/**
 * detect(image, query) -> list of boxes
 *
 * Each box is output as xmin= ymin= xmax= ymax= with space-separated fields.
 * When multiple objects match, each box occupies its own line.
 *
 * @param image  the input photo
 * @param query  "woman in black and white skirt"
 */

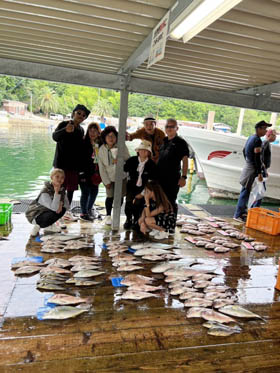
xmin=138 ymin=180 xmax=175 ymax=240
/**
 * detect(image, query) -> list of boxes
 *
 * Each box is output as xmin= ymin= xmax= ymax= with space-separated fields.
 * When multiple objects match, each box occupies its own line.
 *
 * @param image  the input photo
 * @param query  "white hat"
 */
xmin=135 ymin=140 xmax=152 ymax=154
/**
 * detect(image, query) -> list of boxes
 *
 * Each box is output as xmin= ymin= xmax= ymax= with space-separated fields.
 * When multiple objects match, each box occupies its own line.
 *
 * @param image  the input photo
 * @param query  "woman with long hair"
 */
xmin=138 ymin=180 xmax=176 ymax=240
xmin=79 ymin=122 xmax=102 ymax=221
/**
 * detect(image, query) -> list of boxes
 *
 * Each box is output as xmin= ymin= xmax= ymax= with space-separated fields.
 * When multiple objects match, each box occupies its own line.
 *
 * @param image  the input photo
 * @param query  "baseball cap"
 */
xmin=255 ymin=120 xmax=272 ymax=129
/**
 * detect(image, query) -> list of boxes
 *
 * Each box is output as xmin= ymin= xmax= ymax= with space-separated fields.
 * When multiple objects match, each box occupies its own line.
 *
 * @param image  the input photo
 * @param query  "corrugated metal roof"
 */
xmin=0 ymin=0 xmax=280 ymax=98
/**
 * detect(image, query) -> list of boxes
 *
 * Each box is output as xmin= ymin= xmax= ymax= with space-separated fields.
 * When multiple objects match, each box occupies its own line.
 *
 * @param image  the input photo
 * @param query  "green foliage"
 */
xmin=0 ymin=75 xmax=279 ymax=135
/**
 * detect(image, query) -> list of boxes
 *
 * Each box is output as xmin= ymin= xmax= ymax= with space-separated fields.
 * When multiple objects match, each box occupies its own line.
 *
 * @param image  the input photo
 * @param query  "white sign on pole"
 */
xmin=147 ymin=11 xmax=170 ymax=69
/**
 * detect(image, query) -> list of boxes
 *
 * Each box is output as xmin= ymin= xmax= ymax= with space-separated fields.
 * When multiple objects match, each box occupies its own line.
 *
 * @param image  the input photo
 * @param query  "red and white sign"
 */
xmin=147 ymin=11 xmax=170 ymax=68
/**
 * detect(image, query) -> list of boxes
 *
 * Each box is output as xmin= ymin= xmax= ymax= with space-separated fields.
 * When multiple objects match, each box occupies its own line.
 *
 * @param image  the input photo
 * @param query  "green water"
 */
xmin=0 ymin=125 xmax=266 ymax=207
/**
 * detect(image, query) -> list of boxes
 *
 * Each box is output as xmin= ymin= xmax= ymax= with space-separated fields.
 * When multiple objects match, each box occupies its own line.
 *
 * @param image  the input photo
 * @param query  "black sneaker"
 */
xmin=123 ymin=219 xmax=133 ymax=229
xmin=80 ymin=214 xmax=93 ymax=222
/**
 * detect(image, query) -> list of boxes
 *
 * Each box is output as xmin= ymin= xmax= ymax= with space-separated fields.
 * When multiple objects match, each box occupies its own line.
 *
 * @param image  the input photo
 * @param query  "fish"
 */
xmin=218 ymin=305 xmax=263 ymax=319
xmin=184 ymin=298 xmax=212 ymax=308
xmin=193 ymin=280 xmax=212 ymax=289
xmin=213 ymin=299 xmax=236 ymax=308
xmin=251 ymin=241 xmax=266 ymax=247
xmin=41 ymin=247 xmax=65 ymax=254
xmin=134 ymin=248 xmax=171 ymax=257
xmin=74 ymin=270 xmax=105 ymax=278
xmin=122 ymin=274 xmax=154 ymax=283
xmin=184 ymin=236 xmax=197 ymax=244
xmin=164 ymin=268 xmax=199 ymax=277
xmin=47 ymin=294 xmax=89 ymax=306
xmin=69 ymin=255 xmax=99 ymax=262
xmin=214 ymin=246 xmax=230 ymax=253
xmin=186 ymin=307 xmax=205 ymax=318
xmin=36 ymin=282 xmax=65 ymax=291
xmin=195 ymin=241 xmax=208 ymax=247
xmin=214 ymin=239 xmax=230 ymax=245
xmin=164 ymin=275 xmax=190 ymax=283
xmin=117 ymin=265 xmax=143 ymax=272
xmin=64 ymin=244 xmax=90 ymax=250
xmin=204 ymin=285 xmax=230 ymax=293
xmin=121 ymin=290 xmax=157 ymax=300
xmin=40 ymin=266 xmax=72 ymax=275
xmin=151 ymin=263 xmax=176 ymax=273
xmin=128 ymin=284 xmax=163 ymax=292
xmin=71 ymin=265 xmax=100 ymax=272
xmin=179 ymin=291 xmax=202 ymax=300
xmin=41 ymin=305 xmax=87 ymax=320
xmin=69 ymin=279 xmax=101 ymax=286
xmin=112 ymin=261 xmax=141 ymax=267
xmin=204 ymin=322 xmax=241 ymax=336
xmin=201 ymin=309 xmax=236 ymax=324
xmin=222 ymin=242 xmax=240 ymax=249
xmin=204 ymin=243 xmax=216 ymax=250
xmin=44 ymin=258 xmax=72 ymax=268
xmin=254 ymin=245 xmax=267 ymax=251
xmin=170 ymin=283 xmax=193 ymax=295
xmin=11 ymin=261 xmax=45 ymax=270
xmin=141 ymin=255 xmax=165 ymax=261
xmin=192 ymin=273 xmax=215 ymax=281
xmin=14 ymin=266 xmax=42 ymax=275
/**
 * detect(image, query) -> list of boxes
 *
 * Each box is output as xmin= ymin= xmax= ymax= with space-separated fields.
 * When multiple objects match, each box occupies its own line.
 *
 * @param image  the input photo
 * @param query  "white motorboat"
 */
xmin=179 ymin=127 xmax=280 ymax=201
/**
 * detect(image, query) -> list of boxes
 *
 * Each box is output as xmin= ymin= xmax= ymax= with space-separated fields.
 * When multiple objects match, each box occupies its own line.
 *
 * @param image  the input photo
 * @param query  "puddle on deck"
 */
xmin=1 ymin=213 xmax=280 ymax=372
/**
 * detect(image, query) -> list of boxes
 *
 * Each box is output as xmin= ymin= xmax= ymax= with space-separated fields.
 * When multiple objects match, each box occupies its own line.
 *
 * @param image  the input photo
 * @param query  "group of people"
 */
xmin=26 ymin=104 xmax=189 ymax=240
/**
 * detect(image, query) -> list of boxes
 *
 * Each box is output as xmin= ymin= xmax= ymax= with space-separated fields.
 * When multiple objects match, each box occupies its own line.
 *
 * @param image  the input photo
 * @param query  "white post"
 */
xmin=112 ymin=88 xmax=128 ymax=230
xmin=236 ymin=108 xmax=245 ymax=136
xmin=270 ymin=112 xmax=277 ymax=128
xmin=207 ymin=111 xmax=215 ymax=130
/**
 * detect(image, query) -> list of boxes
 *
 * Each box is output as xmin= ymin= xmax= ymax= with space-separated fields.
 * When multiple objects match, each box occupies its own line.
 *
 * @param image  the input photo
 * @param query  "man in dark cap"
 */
xmin=233 ymin=120 xmax=272 ymax=222
xmin=127 ymin=116 xmax=165 ymax=163
xmin=53 ymin=104 xmax=90 ymax=221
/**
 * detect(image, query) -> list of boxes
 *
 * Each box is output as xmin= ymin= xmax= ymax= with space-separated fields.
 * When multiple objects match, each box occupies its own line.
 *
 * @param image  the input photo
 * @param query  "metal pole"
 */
xmin=236 ymin=108 xmax=245 ymax=136
xmin=112 ymin=88 xmax=129 ymax=230
xmin=270 ymin=112 xmax=278 ymax=128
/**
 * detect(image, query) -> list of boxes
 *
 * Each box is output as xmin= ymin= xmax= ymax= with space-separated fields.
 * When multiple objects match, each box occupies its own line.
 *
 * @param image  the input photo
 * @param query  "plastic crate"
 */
xmin=246 ymin=207 xmax=280 ymax=235
xmin=0 ymin=203 xmax=13 ymax=225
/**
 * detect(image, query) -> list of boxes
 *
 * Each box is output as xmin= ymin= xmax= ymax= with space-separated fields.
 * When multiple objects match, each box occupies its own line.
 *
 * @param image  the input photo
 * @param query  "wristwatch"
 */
xmin=181 ymin=175 xmax=187 ymax=179
xmin=144 ymin=204 xmax=150 ymax=208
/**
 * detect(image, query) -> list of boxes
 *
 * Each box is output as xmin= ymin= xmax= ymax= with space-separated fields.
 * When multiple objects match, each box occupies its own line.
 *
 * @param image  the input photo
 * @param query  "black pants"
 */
xmin=159 ymin=180 xmax=179 ymax=216
xmin=35 ymin=208 xmax=66 ymax=228
xmin=125 ymin=190 xmax=145 ymax=223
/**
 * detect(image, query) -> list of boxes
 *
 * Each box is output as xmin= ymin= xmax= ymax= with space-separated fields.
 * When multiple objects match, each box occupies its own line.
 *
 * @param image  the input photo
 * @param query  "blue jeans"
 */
xmin=80 ymin=182 xmax=99 ymax=215
xmin=234 ymin=186 xmax=250 ymax=218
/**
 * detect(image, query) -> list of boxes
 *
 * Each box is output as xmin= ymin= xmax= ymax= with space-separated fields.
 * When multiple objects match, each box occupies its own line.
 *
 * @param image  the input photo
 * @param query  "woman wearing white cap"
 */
xmin=123 ymin=140 xmax=157 ymax=229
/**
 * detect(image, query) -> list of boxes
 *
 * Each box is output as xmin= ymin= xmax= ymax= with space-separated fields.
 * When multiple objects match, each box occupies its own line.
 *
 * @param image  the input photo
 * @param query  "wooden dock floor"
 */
xmin=0 ymin=211 xmax=280 ymax=372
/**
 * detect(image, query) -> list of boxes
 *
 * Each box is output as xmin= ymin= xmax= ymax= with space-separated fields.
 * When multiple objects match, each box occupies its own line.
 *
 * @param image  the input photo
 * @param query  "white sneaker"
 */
xmin=104 ymin=216 xmax=112 ymax=225
xmin=64 ymin=211 xmax=78 ymax=222
xmin=154 ymin=231 xmax=168 ymax=240
xmin=149 ymin=229 xmax=158 ymax=237
xmin=30 ymin=224 xmax=40 ymax=237
xmin=44 ymin=224 xmax=62 ymax=234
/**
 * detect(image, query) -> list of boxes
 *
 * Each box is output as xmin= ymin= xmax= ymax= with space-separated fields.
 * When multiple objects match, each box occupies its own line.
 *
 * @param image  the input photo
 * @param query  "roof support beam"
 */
xmin=238 ymin=82 xmax=280 ymax=96
xmin=1 ymin=58 xmax=280 ymax=112
xmin=119 ymin=0 xmax=196 ymax=73
xmin=0 ymin=58 xmax=124 ymax=90
xmin=128 ymin=77 xmax=280 ymax=113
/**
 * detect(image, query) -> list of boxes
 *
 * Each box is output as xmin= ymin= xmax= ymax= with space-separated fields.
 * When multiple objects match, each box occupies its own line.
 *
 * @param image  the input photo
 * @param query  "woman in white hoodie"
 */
xmin=98 ymin=126 xmax=130 ymax=225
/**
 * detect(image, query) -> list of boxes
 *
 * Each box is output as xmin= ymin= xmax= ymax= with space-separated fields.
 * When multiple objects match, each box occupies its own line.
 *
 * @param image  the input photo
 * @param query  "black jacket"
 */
xmin=80 ymin=137 xmax=102 ymax=180
xmin=124 ymin=156 xmax=157 ymax=193
xmin=52 ymin=121 xmax=84 ymax=171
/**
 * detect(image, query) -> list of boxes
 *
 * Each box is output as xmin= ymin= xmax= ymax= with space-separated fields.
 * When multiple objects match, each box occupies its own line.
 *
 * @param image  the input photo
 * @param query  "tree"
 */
xmin=37 ymin=87 xmax=59 ymax=117
xmin=92 ymin=97 xmax=113 ymax=122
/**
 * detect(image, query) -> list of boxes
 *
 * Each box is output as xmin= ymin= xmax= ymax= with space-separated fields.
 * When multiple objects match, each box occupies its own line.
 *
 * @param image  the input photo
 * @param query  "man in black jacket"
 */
xmin=52 ymin=104 xmax=90 ymax=221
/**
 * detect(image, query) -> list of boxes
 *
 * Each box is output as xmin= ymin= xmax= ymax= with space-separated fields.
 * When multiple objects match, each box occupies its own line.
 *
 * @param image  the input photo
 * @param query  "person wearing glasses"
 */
xmin=52 ymin=104 xmax=90 ymax=222
xmin=156 ymin=118 xmax=189 ymax=229
xmin=127 ymin=116 xmax=165 ymax=163
xmin=233 ymin=120 xmax=272 ymax=222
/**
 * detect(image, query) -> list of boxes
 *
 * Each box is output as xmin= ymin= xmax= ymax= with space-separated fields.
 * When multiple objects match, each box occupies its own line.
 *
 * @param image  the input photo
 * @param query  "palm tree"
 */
xmin=92 ymin=97 xmax=113 ymax=122
xmin=38 ymin=87 xmax=59 ymax=117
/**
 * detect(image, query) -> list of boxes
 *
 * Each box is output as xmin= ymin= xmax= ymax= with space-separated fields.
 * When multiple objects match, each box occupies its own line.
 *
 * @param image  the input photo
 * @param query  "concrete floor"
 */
xmin=0 ymin=208 xmax=280 ymax=372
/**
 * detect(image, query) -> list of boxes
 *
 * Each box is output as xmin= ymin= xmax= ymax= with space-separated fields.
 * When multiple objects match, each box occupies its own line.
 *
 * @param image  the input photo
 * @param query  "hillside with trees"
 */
xmin=0 ymin=75 xmax=277 ymax=136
